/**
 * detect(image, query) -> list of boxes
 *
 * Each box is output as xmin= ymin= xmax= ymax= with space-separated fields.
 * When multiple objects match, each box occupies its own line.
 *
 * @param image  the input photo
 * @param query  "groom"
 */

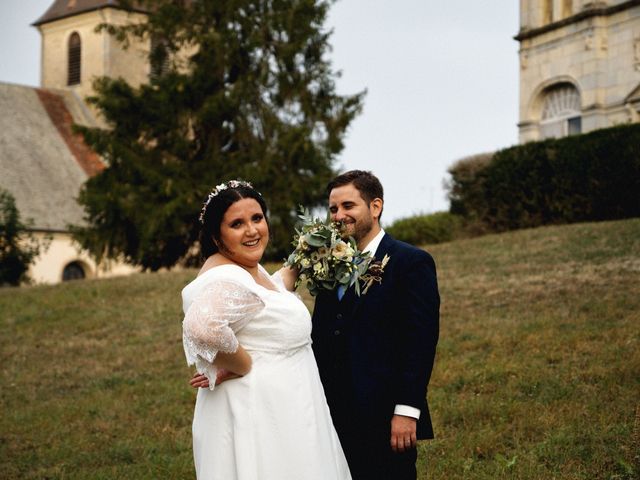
xmin=312 ymin=170 xmax=440 ymax=480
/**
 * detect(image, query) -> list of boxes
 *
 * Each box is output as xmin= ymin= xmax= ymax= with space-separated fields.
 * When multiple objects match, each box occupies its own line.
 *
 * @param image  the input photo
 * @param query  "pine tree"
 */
xmin=74 ymin=0 xmax=364 ymax=270
xmin=0 ymin=190 xmax=42 ymax=286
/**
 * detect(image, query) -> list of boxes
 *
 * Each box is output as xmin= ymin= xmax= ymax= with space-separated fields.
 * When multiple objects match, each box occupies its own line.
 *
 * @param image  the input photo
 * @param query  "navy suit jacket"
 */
xmin=311 ymin=233 xmax=440 ymax=440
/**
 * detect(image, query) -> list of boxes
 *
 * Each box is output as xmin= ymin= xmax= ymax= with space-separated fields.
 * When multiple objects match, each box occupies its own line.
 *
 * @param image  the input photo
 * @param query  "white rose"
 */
xmin=332 ymin=241 xmax=348 ymax=259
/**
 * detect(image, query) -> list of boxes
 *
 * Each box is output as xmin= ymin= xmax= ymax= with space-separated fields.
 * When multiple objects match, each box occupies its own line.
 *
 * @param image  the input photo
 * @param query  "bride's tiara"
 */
xmin=199 ymin=180 xmax=254 ymax=224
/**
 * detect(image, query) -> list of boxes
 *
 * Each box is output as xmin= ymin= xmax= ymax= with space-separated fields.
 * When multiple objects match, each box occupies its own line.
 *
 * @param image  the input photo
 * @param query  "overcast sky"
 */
xmin=0 ymin=0 xmax=520 ymax=223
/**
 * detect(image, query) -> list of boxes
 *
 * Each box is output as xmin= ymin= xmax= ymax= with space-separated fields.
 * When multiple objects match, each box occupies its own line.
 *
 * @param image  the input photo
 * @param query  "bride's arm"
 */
xmin=190 ymin=368 xmax=241 ymax=389
xmin=188 ymin=345 xmax=251 ymax=390
xmin=183 ymin=279 xmax=263 ymax=389
xmin=214 ymin=345 xmax=252 ymax=375
xmin=189 ymin=348 xmax=250 ymax=389
xmin=274 ymin=265 xmax=298 ymax=291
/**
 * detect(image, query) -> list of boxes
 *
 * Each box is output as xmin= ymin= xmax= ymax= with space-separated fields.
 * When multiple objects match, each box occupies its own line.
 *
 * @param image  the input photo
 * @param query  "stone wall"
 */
xmin=518 ymin=0 xmax=640 ymax=141
xmin=27 ymin=232 xmax=138 ymax=284
xmin=37 ymin=8 xmax=150 ymax=104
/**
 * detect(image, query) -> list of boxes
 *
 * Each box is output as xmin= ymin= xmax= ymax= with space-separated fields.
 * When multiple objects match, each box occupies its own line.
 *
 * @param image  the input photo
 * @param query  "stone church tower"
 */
xmin=0 ymin=0 xmax=154 ymax=284
xmin=516 ymin=0 xmax=640 ymax=142
xmin=33 ymin=0 xmax=152 ymax=102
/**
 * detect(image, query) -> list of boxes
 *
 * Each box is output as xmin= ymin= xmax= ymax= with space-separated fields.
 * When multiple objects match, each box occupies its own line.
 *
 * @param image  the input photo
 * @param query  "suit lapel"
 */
xmin=349 ymin=233 xmax=393 ymax=317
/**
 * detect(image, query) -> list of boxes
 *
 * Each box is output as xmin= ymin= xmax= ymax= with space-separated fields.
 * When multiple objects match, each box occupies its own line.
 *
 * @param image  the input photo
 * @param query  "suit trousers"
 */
xmin=341 ymin=429 xmax=417 ymax=480
xmin=333 ymin=412 xmax=418 ymax=480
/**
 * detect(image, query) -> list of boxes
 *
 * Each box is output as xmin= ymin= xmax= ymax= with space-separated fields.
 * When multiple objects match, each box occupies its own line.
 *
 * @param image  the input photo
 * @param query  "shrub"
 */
xmin=386 ymin=211 xmax=463 ymax=246
xmin=445 ymin=152 xmax=494 ymax=235
xmin=0 ymin=189 xmax=42 ymax=286
xmin=446 ymin=152 xmax=494 ymax=217
xmin=446 ymin=123 xmax=640 ymax=232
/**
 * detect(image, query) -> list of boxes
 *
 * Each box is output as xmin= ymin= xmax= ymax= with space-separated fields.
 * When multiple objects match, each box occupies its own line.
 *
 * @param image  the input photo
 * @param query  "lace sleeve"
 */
xmin=182 ymin=279 xmax=264 ymax=390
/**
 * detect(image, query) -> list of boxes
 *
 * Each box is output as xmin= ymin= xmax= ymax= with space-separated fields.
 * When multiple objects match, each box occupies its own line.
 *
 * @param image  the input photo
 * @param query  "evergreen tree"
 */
xmin=74 ymin=0 xmax=364 ymax=270
xmin=0 ymin=190 xmax=42 ymax=286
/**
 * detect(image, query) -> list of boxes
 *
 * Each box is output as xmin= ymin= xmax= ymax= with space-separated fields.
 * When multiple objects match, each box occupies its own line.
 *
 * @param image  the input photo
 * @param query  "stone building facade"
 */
xmin=33 ymin=0 xmax=152 ymax=116
xmin=0 ymin=81 xmax=138 ymax=284
xmin=0 ymin=1 xmax=155 ymax=284
xmin=517 ymin=0 xmax=640 ymax=142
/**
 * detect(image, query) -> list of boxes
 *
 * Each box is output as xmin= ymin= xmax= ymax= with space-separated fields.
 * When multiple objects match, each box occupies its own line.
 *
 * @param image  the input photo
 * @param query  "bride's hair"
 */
xmin=199 ymin=183 xmax=268 ymax=258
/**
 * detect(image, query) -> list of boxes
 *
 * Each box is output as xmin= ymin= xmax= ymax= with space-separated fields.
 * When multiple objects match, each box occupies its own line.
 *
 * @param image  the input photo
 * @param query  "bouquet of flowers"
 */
xmin=285 ymin=209 xmax=373 ymax=297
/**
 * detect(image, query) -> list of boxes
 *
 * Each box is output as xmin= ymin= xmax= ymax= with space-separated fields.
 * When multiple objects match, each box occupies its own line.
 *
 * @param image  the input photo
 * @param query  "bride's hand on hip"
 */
xmin=215 ymin=368 xmax=241 ymax=385
xmin=190 ymin=372 xmax=210 ymax=389
xmin=189 ymin=369 xmax=243 ymax=389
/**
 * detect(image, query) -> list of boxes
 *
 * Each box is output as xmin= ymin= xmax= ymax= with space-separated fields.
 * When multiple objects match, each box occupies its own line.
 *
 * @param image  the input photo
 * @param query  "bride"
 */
xmin=182 ymin=180 xmax=351 ymax=479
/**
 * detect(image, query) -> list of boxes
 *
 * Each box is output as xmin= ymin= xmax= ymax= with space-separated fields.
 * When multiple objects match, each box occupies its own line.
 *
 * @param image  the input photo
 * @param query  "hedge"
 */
xmin=447 ymin=123 xmax=640 ymax=232
xmin=385 ymin=211 xmax=463 ymax=246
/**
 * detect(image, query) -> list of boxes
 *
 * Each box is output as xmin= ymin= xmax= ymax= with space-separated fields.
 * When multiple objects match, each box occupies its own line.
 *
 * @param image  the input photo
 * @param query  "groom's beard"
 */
xmin=341 ymin=214 xmax=374 ymax=246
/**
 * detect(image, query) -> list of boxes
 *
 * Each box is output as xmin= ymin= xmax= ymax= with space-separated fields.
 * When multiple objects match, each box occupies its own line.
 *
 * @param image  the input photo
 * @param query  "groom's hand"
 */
xmin=390 ymin=415 xmax=417 ymax=453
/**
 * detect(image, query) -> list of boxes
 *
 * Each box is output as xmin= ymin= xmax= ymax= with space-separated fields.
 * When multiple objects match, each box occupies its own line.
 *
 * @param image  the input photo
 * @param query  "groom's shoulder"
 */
xmin=384 ymin=234 xmax=435 ymax=265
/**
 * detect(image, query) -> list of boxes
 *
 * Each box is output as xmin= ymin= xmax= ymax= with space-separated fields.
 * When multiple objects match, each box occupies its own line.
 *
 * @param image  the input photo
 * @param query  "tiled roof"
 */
xmin=36 ymin=89 xmax=104 ymax=177
xmin=33 ymin=0 xmax=148 ymax=27
xmin=0 ymin=82 xmax=104 ymax=231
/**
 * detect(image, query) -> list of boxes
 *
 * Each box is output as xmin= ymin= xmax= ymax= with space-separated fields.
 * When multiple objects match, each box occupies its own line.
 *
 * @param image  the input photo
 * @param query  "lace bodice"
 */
xmin=182 ymin=264 xmax=311 ymax=390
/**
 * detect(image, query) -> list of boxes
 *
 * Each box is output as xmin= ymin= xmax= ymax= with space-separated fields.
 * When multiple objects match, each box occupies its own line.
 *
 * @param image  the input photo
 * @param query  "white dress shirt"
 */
xmin=361 ymin=229 xmax=421 ymax=420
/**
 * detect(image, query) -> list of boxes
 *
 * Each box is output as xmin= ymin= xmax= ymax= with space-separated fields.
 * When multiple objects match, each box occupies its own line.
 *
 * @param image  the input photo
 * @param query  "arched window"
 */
xmin=62 ymin=261 xmax=85 ymax=281
xmin=540 ymin=83 xmax=582 ymax=139
xmin=67 ymin=32 xmax=81 ymax=86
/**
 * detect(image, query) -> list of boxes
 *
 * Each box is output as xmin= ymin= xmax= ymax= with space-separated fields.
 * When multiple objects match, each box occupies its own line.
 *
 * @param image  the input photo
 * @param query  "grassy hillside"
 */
xmin=1 ymin=219 xmax=638 ymax=479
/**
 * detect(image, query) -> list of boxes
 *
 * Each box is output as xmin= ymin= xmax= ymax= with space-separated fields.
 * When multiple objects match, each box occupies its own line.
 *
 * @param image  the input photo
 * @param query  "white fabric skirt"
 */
xmin=192 ymin=344 xmax=351 ymax=480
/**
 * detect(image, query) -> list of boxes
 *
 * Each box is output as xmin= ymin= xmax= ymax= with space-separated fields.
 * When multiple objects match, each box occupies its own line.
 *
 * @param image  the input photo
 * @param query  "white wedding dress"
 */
xmin=182 ymin=264 xmax=351 ymax=480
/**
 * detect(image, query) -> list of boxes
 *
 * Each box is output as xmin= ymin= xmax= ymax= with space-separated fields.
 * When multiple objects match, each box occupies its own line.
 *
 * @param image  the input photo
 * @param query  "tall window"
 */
xmin=543 ymin=0 xmax=553 ymax=24
xmin=67 ymin=32 xmax=81 ymax=86
xmin=150 ymin=35 xmax=170 ymax=80
xmin=540 ymin=84 xmax=582 ymax=139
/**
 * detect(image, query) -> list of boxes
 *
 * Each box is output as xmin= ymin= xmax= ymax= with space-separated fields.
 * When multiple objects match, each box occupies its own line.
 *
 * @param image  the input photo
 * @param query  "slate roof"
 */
xmin=33 ymin=0 xmax=148 ymax=27
xmin=0 ymin=82 xmax=104 ymax=231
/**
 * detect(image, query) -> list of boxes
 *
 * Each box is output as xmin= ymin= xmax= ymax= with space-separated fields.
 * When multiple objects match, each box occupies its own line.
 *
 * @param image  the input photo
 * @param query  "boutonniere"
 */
xmin=360 ymin=254 xmax=390 ymax=295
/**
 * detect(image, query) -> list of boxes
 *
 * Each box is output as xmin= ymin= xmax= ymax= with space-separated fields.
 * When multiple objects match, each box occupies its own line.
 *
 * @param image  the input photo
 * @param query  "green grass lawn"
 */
xmin=1 ymin=219 xmax=639 ymax=479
